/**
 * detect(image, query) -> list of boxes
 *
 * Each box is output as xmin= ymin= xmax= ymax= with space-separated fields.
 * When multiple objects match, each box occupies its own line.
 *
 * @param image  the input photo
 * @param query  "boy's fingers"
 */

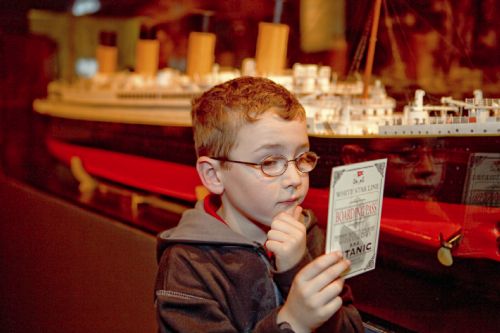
xmin=265 ymin=240 xmax=279 ymax=253
xmin=314 ymin=278 xmax=345 ymax=306
xmin=297 ymin=257 xmax=349 ymax=298
xmin=266 ymin=229 xmax=289 ymax=242
xmin=293 ymin=205 xmax=303 ymax=220
xmin=271 ymin=215 xmax=306 ymax=234
xmin=297 ymin=252 xmax=345 ymax=282
xmin=320 ymin=295 xmax=344 ymax=318
xmin=307 ymin=259 xmax=349 ymax=293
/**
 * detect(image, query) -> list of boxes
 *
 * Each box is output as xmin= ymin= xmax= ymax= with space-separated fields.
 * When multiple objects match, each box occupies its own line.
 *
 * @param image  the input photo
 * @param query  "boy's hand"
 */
xmin=265 ymin=206 xmax=306 ymax=272
xmin=277 ymin=252 xmax=350 ymax=333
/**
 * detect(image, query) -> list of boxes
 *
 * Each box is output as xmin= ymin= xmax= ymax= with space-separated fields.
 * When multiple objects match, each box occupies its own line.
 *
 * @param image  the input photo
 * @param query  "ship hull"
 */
xmin=40 ymin=115 xmax=499 ymax=259
xmin=45 ymin=115 xmax=500 ymax=204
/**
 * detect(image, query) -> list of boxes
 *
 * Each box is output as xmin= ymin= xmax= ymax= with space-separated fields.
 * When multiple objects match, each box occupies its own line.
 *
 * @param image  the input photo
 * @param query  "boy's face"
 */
xmin=218 ymin=110 xmax=310 ymax=227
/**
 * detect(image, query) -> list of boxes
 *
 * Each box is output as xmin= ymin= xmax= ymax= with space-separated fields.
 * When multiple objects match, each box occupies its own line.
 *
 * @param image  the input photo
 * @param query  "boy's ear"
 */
xmin=196 ymin=156 xmax=224 ymax=195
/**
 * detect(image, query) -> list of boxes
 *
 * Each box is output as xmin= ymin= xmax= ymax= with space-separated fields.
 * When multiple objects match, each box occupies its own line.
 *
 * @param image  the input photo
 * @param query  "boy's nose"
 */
xmin=282 ymin=161 xmax=303 ymax=187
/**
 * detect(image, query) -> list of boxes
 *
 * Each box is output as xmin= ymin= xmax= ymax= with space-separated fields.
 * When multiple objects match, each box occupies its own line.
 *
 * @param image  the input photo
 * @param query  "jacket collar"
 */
xmin=158 ymin=196 xmax=258 ymax=247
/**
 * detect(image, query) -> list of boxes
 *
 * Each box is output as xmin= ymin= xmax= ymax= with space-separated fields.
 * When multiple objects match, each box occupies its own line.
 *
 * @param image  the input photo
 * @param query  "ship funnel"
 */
xmin=96 ymin=30 xmax=117 ymax=74
xmin=135 ymin=24 xmax=159 ymax=77
xmin=255 ymin=0 xmax=289 ymax=76
xmin=186 ymin=10 xmax=216 ymax=82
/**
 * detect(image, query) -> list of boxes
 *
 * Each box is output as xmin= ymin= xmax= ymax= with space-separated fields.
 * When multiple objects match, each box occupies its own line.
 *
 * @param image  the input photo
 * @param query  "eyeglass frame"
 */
xmin=209 ymin=151 xmax=320 ymax=177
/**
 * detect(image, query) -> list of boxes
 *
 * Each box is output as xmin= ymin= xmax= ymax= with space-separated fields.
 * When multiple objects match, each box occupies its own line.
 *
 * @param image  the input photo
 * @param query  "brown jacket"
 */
xmin=155 ymin=198 xmax=364 ymax=332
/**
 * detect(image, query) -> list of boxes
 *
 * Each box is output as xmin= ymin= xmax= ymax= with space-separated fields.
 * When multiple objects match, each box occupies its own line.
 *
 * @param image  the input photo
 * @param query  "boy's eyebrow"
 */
xmin=252 ymin=143 xmax=310 ymax=153
xmin=253 ymin=144 xmax=282 ymax=152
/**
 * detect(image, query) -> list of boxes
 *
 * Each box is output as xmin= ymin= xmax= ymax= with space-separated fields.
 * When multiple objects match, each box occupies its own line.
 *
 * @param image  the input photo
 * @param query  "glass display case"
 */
xmin=2 ymin=2 xmax=499 ymax=332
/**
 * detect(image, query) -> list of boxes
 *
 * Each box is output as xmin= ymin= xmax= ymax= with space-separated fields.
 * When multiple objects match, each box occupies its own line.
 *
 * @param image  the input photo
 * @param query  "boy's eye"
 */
xmin=261 ymin=156 xmax=286 ymax=175
xmin=261 ymin=156 xmax=283 ymax=167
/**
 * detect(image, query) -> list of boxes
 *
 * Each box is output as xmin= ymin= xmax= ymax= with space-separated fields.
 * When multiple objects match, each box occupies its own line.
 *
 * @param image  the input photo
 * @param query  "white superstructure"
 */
xmin=34 ymin=62 xmax=499 ymax=136
xmin=379 ymin=89 xmax=500 ymax=136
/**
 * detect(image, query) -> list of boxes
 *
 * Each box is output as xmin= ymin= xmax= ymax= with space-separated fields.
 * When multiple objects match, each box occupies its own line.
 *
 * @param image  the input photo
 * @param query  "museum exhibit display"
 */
xmin=1 ymin=0 xmax=499 ymax=332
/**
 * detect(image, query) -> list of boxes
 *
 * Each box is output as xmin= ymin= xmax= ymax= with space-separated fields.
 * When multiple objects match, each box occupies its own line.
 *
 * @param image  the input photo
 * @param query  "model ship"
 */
xmin=33 ymin=1 xmax=499 ymax=280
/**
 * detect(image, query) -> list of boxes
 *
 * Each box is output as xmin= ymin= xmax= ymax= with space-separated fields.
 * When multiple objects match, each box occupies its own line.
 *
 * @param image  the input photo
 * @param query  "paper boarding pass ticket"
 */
xmin=326 ymin=159 xmax=387 ymax=279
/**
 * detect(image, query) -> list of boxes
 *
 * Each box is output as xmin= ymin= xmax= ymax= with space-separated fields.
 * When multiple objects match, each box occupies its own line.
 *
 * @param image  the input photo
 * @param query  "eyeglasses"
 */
xmin=210 ymin=151 xmax=319 ymax=177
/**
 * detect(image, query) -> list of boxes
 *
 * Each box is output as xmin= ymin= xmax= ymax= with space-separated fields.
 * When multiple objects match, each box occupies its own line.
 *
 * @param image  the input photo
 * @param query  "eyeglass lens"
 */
xmin=261 ymin=152 xmax=318 ymax=176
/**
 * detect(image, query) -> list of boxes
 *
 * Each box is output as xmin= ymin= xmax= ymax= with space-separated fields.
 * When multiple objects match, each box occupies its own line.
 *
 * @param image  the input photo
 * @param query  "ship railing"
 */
xmin=443 ymin=97 xmax=500 ymax=110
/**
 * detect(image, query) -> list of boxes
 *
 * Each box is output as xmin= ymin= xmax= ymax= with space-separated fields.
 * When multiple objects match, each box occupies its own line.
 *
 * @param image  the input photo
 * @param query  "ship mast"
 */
xmin=362 ymin=0 xmax=382 ymax=98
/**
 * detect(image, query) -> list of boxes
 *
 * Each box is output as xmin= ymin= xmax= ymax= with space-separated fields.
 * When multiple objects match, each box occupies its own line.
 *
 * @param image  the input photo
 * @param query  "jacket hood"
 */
xmin=156 ymin=200 xmax=258 ymax=261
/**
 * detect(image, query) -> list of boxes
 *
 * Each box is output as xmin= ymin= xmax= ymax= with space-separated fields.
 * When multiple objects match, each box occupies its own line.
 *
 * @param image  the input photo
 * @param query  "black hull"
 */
xmin=47 ymin=117 xmax=500 ymax=206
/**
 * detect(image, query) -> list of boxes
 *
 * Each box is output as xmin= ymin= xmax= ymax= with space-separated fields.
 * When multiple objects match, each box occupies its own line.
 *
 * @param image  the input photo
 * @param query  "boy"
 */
xmin=155 ymin=77 xmax=364 ymax=332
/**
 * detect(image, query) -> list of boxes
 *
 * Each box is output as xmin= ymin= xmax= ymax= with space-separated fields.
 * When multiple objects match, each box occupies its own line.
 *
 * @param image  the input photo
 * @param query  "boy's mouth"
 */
xmin=278 ymin=197 xmax=299 ymax=207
